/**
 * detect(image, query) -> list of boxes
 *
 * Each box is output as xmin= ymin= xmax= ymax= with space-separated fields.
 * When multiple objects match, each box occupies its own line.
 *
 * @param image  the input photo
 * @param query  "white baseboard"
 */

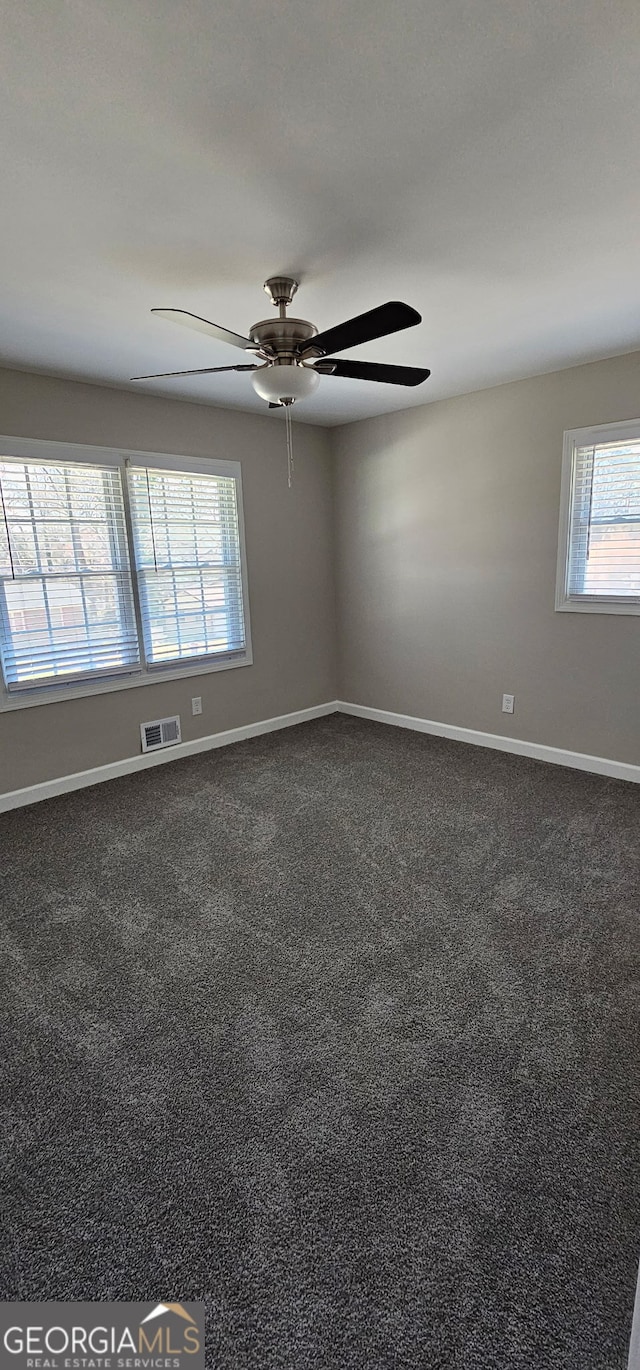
xmin=337 ymin=701 xmax=640 ymax=785
xmin=0 ymin=701 xmax=339 ymax=813
xmin=3 ymin=696 xmax=638 ymax=813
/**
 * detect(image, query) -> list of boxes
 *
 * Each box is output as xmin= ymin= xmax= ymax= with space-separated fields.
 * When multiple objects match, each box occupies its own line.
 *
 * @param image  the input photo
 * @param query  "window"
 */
xmin=556 ymin=421 xmax=640 ymax=614
xmin=128 ymin=459 xmax=246 ymax=667
xmin=0 ymin=439 xmax=251 ymax=706
xmin=0 ymin=456 xmax=139 ymax=693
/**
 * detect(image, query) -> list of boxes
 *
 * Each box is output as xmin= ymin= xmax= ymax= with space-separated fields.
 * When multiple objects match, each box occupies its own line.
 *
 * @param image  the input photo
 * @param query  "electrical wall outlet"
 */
xmin=191 ymin=696 xmax=202 ymax=716
xmin=502 ymin=693 xmax=515 ymax=714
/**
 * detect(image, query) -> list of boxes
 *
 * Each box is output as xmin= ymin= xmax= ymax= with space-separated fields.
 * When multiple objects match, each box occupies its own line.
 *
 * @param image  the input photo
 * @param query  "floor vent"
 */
xmin=140 ymin=715 xmax=182 ymax=753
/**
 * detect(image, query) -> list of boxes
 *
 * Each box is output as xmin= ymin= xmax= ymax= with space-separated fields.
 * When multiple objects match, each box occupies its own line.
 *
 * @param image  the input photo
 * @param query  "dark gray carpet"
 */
xmin=1 ymin=714 xmax=638 ymax=1369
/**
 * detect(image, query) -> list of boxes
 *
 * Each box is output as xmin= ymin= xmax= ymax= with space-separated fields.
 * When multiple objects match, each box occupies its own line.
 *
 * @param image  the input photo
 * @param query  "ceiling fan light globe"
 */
xmin=251 ymin=364 xmax=319 ymax=406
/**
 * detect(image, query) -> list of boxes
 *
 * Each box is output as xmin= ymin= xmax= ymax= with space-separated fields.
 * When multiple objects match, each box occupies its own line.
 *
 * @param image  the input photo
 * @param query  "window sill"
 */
xmin=0 ymin=650 xmax=253 ymax=712
xmin=555 ymin=596 xmax=640 ymax=616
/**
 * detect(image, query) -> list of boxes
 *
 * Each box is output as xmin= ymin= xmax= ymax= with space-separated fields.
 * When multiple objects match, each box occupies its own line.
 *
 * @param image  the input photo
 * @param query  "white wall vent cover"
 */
xmin=140 ymin=715 xmax=182 ymax=753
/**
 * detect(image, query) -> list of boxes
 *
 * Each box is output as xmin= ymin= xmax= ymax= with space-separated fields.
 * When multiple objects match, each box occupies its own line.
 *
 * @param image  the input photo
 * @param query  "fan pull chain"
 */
xmin=285 ymin=403 xmax=294 ymax=487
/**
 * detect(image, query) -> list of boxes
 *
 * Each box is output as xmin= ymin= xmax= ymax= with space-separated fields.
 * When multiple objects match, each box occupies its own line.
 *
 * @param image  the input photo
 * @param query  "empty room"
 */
xmin=0 ymin=3 xmax=638 ymax=1367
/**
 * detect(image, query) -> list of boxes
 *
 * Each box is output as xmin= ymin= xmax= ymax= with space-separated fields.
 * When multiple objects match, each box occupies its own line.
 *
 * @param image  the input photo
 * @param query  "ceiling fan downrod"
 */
xmin=263 ymin=276 xmax=299 ymax=320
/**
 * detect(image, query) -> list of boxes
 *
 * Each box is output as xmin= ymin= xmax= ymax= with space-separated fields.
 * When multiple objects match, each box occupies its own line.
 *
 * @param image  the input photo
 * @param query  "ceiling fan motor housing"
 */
xmin=249 ymin=316 xmax=318 ymax=358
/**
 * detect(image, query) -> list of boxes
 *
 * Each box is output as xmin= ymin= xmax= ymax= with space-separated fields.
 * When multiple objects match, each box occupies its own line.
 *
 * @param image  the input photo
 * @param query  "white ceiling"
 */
xmin=2 ymin=1 xmax=640 ymax=427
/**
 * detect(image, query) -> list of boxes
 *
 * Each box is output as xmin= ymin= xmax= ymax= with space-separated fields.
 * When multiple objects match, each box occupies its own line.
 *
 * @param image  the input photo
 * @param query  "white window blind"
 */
xmin=127 ymin=461 xmax=247 ymax=667
xmin=0 ymin=457 xmax=139 ymax=691
xmin=560 ymin=431 xmax=640 ymax=608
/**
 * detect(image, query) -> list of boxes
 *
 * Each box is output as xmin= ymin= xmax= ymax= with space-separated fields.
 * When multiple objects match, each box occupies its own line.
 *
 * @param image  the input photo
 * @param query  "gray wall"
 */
xmin=0 ymin=368 xmax=336 ymax=791
xmin=333 ymin=350 xmax=640 ymax=766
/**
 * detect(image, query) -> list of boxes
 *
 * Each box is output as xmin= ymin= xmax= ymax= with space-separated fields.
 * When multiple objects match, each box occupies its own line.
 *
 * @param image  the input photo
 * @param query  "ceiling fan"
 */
xmin=131 ymin=276 xmax=431 ymax=410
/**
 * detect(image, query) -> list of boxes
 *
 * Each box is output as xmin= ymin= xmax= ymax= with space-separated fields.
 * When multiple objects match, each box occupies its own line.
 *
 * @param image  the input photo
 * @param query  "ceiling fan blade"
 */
xmin=316 ymin=359 xmax=430 ymax=387
xmin=305 ymin=302 xmax=421 ymax=358
xmin=130 ymin=364 xmax=257 ymax=380
xmin=151 ymin=308 xmax=254 ymax=351
xmin=268 ymin=402 xmax=283 ymax=409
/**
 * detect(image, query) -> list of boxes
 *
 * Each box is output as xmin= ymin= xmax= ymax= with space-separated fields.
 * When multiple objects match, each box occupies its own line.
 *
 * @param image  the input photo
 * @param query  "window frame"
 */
xmin=0 ymin=436 xmax=253 ymax=711
xmin=556 ymin=418 xmax=640 ymax=616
